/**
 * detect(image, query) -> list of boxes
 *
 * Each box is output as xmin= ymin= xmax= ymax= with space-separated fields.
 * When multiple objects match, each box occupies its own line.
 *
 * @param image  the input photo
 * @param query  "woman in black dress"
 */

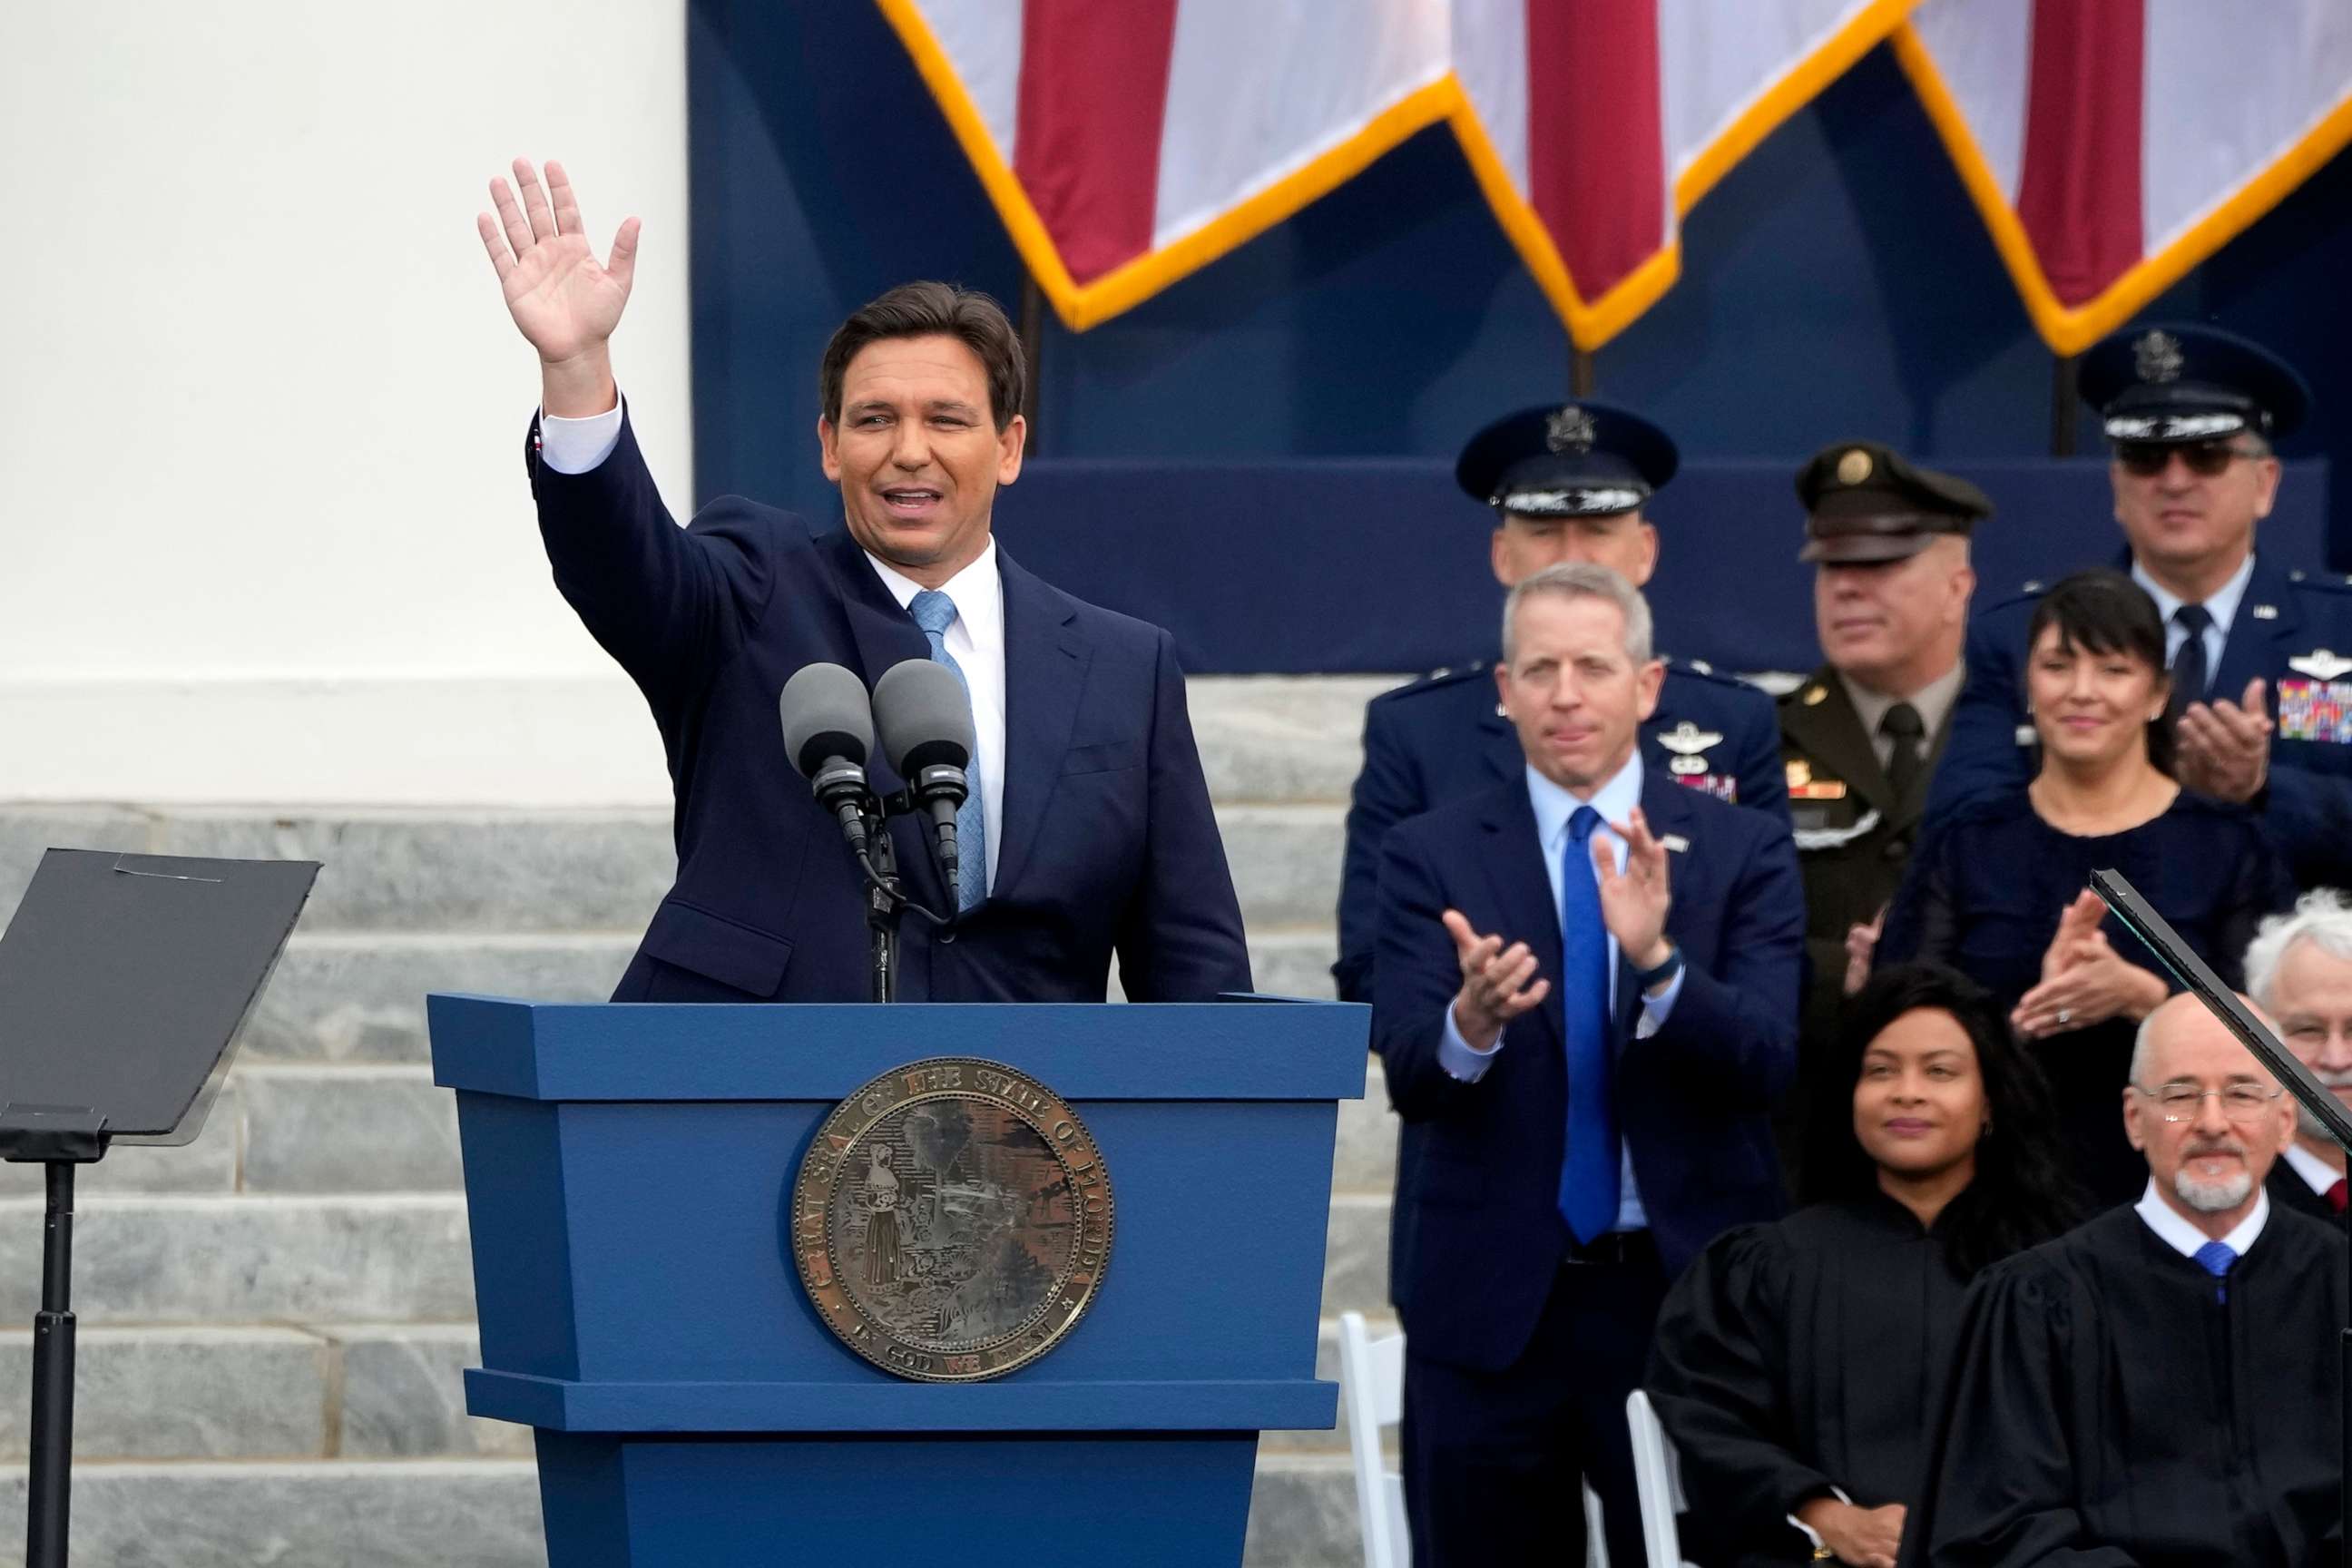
xmin=1645 ymin=965 xmax=2082 ymax=1568
xmin=1877 ymin=570 xmax=2290 ymax=1203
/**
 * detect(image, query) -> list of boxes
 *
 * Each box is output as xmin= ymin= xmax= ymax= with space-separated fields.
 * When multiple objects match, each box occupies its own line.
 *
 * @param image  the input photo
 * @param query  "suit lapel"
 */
xmin=1479 ymin=779 xmax=1564 ymax=1052
xmin=1782 ymin=671 xmax=1898 ymax=819
xmin=995 ymin=549 xmax=1087 ymax=897
xmin=2214 ymin=553 xmax=2301 ymax=709
xmin=820 ymin=528 xmax=930 ymax=703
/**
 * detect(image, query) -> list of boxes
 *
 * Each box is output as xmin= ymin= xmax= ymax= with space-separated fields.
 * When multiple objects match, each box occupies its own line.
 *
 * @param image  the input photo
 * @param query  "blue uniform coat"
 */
xmin=1926 ymin=550 xmax=2352 ymax=890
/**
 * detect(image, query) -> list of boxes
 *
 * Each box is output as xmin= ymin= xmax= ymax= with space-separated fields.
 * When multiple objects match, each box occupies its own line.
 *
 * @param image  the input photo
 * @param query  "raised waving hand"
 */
xmin=476 ymin=159 xmax=638 ymax=414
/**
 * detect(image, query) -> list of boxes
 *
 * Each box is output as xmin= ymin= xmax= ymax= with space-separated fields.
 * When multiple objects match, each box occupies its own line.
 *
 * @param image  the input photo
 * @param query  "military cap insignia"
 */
xmin=1835 ymin=447 xmax=1873 ymax=485
xmin=2289 ymin=649 xmax=2352 ymax=681
xmin=1658 ymin=720 xmax=1724 ymax=776
xmin=2133 ymin=329 xmax=2185 ymax=384
xmin=1544 ymin=404 xmax=1597 ymax=456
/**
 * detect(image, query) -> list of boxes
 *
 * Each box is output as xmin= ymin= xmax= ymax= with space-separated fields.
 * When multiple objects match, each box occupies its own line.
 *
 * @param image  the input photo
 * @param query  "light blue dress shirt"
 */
xmin=2132 ymin=552 xmax=2255 ymax=691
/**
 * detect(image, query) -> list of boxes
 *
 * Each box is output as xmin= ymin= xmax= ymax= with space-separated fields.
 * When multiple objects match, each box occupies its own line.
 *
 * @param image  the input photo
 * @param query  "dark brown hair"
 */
xmin=2024 ymin=568 xmax=2175 ymax=776
xmin=818 ymin=281 xmax=1026 ymax=432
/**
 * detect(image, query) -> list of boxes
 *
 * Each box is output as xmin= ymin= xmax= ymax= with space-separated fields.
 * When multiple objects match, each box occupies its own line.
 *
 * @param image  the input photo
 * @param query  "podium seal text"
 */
xmin=791 ymin=1056 xmax=1114 ymax=1381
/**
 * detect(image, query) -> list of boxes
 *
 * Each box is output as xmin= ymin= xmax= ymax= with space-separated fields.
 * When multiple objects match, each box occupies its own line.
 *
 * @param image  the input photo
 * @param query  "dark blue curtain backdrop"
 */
xmin=685 ymin=3 xmax=2351 ymax=671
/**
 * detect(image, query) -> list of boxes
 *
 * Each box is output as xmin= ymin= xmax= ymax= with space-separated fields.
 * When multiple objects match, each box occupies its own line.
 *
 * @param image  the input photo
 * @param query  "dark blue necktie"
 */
xmin=1558 ymin=806 xmax=1621 ymax=1243
xmin=2168 ymin=603 xmax=2213 ymax=721
xmin=2194 ymin=1239 xmax=2236 ymax=1303
xmin=908 ymin=590 xmax=987 ymax=911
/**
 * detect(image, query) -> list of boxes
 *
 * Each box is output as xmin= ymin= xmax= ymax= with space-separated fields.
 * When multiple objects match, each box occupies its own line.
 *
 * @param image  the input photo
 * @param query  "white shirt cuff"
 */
xmin=1438 ymin=1004 xmax=1503 ymax=1083
xmin=1788 ymin=1487 xmax=1854 ymax=1551
xmin=1634 ymin=966 xmax=1685 ymax=1036
xmin=537 ymin=398 xmax=625 ymax=474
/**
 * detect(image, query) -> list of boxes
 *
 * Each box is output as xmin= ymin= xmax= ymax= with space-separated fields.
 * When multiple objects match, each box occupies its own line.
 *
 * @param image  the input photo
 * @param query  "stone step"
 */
xmin=0 ymin=801 xmax=1344 ymax=942
xmin=0 ymin=1313 xmax=1389 ymax=1464
xmin=0 ymin=1324 xmax=523 ymax=1463
xmin=1 ymin=1054 xmax=1394 ymax=1202
xmin=241 ymin=927 xmax=1338 ymax=1066
xmin=1189 ymin=673 xmax=1396 ymax=807
xmin=0 ymin=1195 xmax=474 ymax=1324
xmin=0 ymin=1184 xmax=1386 ymax=1332
xmin=0 ymin=1452 xmax=1371 ymax=1568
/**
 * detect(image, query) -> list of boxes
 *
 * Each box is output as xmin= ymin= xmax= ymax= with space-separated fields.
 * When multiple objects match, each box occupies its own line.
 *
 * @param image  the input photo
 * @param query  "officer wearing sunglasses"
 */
xmin=1922 ymin=324 xmax=2352 ymax=890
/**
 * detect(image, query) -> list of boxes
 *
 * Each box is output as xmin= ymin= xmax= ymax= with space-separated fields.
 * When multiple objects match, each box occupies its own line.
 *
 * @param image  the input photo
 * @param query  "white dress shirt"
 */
xmin=2281 ymin=1140 xmax=2343 ymax=1198
xmin=2135 ymin=1177 xmax=2270 ymax=1259
xmin=539 ymin=398 xmax=1006 ymax=890
xmin=2132 ymin=551 xmax=2255 ymax=691
xmin=1437 ymin=752 xmax=1685 ymax=1232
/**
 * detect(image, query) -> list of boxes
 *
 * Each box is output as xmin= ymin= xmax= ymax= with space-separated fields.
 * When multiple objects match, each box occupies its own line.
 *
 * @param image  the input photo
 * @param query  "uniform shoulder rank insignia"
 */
xmin=2289 ymin=649 xmax=2352 ymax=681
xmin=1800 ymin=683 xmax=1828 ymax=707
xmin=1658 ymin=720 xmax=1724 ymax=775
xmin=2133 ymin=329 xmax=2183 ymax=383
xmin=2020 ymin=578 xmax=2044 ymax=594
xmin=1785 ymin=759 xmax=1847 ymax=800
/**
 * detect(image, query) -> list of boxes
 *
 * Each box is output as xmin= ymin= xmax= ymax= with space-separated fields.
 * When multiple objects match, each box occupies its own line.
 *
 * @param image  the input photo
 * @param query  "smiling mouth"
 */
xmin=879 ymin=487 xmax=945 ymax=516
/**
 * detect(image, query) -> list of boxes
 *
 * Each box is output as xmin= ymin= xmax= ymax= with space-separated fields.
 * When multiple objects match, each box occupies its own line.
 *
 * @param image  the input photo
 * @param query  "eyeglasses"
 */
xmin=2115 ymin=440 xmax=2251 ymax=478
xmin=2131 ymin=1083 xmax=2285 ymax=1123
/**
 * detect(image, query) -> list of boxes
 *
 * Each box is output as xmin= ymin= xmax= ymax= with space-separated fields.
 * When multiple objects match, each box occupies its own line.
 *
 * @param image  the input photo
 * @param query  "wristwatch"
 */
xmin=1632 ymin=944 xmax=1683 ymax=993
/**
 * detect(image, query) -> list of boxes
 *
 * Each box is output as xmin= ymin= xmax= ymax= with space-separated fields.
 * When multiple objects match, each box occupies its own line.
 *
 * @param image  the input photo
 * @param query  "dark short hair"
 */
xmin=818 ymin=281 xmax=1025 ymax=432
xmin=1801 ymin=963 xmax=2085 ymax=1278
xmin=2024 ymin=568 xmax=2175 ymax=776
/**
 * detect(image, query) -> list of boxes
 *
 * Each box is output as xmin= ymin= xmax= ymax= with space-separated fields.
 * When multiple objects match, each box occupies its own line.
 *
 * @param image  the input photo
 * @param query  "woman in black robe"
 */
xmin=1877 ymin=571 xmax=2291 ymax=1204
xmin=1645 ymin=964 xmax=2085 ymax=1567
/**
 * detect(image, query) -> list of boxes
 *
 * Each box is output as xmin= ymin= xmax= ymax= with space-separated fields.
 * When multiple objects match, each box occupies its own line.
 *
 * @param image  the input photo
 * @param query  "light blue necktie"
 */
xmin=1558 ymin=806 xmax=1621 ymax=1243
xmin=907 ymin=590 xmax=987 ymax=912
xmin=2194 ymin=1239 xmax=2236 ymax=1304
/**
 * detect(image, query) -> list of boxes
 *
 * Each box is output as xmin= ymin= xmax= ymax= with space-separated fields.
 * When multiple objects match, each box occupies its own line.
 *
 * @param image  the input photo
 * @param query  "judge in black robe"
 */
xmin=1906 ymin=993 xmax=2347 ymax=1568
xmin=1649 ymin=965 xmax=2083 ymax=1566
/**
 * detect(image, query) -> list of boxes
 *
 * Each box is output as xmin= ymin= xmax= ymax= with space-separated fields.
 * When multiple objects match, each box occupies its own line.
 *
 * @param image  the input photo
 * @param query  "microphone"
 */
xmin=871 ymin=658 xmax=975 ymax=890
xmin=778 ymin=662 xmax=878 ymax=861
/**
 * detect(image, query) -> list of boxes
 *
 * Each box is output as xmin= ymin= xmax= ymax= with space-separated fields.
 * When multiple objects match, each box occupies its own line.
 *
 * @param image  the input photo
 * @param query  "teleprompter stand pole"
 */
xmin=4 ymin=1106 xmax=110 ymax=1568
xmin=28 ymin=1162 xmax=77 ymax=1568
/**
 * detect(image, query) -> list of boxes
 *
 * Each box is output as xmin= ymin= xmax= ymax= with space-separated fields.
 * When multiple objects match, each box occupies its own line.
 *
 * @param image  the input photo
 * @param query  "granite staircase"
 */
xmin=0 ymin=674 xmax=1406 ymax=1566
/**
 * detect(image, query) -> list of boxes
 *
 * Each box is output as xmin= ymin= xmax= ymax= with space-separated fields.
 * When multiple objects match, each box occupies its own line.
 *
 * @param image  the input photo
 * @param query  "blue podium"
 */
xmin=427 ymin=997 xmax=1368 ymax=1566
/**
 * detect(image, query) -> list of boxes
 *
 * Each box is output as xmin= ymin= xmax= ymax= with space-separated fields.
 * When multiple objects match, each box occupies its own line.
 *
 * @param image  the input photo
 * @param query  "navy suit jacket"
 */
xmin=531 ymin=413 xmax=1252 ymax=1003
xmin=1926 ymin=550 xmax=2352 ymax=890
xmin=1371 ymin=769 xmax=1803 ymax=1372
xmin=1336 ymin=659 xmax=1788 ymax=1003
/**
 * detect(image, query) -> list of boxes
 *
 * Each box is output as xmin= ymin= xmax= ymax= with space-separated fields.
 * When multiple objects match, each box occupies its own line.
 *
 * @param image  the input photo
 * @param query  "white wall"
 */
xmin=0 ymin=1 xmax=691 ymax=805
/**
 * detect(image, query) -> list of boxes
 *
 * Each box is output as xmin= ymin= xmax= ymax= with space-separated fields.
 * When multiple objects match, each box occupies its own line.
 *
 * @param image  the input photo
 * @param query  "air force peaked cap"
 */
xmin=2078 ymin=324 xmax=2310 ymax=444
xmin=1795 ymin=441 xmax=1991 ymax=564
xmin=1455 ymin=402 xmax=1679 ymax=518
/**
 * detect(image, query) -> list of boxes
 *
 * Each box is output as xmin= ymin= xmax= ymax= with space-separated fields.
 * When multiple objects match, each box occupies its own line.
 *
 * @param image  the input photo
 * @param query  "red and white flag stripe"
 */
xmin=880 ymin=0 xmax=1910 ymax=341
xmin=1899 ymin=0 xmax=2352 ymax=354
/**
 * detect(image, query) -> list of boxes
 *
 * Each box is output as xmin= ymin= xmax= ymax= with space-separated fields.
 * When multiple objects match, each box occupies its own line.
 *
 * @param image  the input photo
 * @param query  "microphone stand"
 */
xmin=2091 ymin=869 xmax=2352 ymax=1568
xmin=848 ymin=789 xmax=956 ymax=1005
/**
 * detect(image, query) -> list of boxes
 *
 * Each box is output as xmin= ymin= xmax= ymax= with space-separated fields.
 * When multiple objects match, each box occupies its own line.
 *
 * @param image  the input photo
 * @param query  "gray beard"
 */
xmin=2174 ymin=1166 xmax=2255 ymax=1213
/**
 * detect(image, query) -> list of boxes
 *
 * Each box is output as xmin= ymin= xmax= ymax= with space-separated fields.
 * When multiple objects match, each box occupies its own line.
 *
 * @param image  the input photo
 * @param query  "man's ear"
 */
xmin=818 ymin=416 xmax=841 ymax=483
xmin=1634 ymin=658 xmax=1665 ymax=722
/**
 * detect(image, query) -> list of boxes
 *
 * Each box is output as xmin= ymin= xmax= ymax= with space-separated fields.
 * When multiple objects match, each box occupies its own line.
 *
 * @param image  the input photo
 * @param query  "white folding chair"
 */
xmin=1338 ymin=1311 xmax=1611 ymax=1567
xmin=1625 ymin=1387 xmax=1699 ymax=1568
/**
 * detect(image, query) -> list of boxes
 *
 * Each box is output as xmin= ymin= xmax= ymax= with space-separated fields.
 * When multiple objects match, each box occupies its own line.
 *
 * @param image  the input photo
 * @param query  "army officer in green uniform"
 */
xmin=1777 ymin=442 xmax=1989 ymax=1173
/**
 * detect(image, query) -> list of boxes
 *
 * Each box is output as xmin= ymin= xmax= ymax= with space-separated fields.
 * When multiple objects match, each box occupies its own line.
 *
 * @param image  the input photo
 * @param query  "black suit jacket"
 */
xmin=531 ymin=412 xmax=1251 ymax=1003
xmin=1371 ymin=768 xmax=1805 ymax=1371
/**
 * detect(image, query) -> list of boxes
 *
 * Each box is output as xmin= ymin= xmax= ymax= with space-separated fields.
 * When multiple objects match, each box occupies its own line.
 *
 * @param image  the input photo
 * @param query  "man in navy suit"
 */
xmin=1372 ymin=563 xmax=1803 ymax=1567
xmin=475 ymin=158 xmax=1250 ymax=1003
xmin=1926 ymin=325 xmax=2352 ymax=892
xmin=1334 ymin=402 xmax=1787 ymax=1005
